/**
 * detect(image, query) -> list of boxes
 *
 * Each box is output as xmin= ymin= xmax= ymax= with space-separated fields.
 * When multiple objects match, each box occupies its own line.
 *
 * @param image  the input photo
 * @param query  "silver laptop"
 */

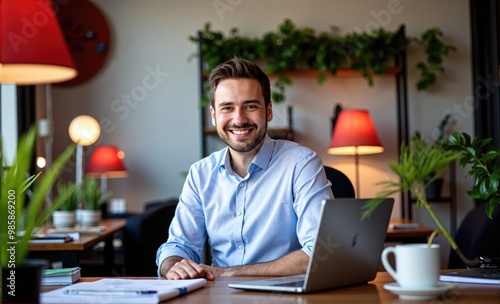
xmin=228 ymin=198 xmax=394 ymax=293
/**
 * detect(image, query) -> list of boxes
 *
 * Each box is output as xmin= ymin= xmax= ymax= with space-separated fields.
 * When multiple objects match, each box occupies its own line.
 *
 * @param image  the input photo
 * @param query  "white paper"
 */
xmin=41 ymin=278 xmax=207 ymax=303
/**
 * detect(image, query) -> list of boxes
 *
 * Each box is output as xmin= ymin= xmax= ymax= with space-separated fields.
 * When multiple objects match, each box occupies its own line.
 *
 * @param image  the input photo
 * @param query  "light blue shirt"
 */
xmin=156 ymin=135 xmax=333 ymax=272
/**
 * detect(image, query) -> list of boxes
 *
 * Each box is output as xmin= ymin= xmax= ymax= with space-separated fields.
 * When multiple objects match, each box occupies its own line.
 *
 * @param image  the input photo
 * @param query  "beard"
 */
xmin=218 ymin=121 xmax=268 ymax=153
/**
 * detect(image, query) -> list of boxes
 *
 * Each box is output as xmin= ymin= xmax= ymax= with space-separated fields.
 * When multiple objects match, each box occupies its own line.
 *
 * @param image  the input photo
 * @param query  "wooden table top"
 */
xmin=66 ymin=271 xmax=499 ymax=303
xmin=29 ymin=219 xmax=126 ymax=252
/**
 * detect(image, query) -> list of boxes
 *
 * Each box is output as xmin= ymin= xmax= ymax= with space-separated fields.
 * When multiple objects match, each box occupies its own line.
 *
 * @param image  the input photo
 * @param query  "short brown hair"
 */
xmin=208 ymin=57 xmax=271 ymax=108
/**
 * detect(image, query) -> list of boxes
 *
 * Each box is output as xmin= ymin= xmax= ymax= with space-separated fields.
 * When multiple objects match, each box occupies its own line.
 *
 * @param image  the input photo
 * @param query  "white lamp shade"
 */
xmin=68 ymin=115 xmax=101 ymax=146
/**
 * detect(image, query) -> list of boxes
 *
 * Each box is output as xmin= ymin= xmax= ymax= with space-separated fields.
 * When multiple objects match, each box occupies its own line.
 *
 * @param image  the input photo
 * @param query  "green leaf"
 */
xmin=486 ymin=197 xmax=500 ymax=218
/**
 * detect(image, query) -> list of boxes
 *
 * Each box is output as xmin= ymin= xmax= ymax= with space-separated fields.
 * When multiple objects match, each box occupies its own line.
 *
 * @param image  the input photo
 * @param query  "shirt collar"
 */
xmin=251 ymin=134 xmax=274 ymax=170
xmin=219 ymin=134 xmax=275 ymax=175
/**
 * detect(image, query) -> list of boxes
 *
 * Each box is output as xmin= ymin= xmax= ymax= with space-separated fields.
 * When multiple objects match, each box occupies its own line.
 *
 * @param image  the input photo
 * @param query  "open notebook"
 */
xmin=41 ymin=278 xmax=207 ymax=304
xmin=228 ymin=198 xmax=394 ymax=293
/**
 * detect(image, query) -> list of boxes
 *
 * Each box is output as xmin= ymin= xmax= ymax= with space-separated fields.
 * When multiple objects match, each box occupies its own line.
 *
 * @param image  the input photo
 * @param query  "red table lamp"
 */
xmin=328 ymin=109 xmax=384 ymax=198
xmin=87 ymin=145 xmax=128 ymax=193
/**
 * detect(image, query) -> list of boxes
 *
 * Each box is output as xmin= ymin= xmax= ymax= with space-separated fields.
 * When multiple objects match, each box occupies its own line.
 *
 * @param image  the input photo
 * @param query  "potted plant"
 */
xmin=52 ymin=182 xmax=82 ymax=228
xmin=362 ymin=131 xmax=500 ymax=268
xmin=1 ymin=126 xmax=75 ymax=303
xmin=80 ymin=178 xmax=111 ymax=227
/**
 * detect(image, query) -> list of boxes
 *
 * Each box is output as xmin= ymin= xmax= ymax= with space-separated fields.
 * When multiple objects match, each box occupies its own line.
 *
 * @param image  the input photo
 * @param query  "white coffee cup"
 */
xmin=381 ymin=244 xmax=440 ymax=288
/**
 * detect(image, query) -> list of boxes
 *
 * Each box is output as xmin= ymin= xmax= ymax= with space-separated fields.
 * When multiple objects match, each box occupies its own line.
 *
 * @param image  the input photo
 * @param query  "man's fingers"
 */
xmin=204 ymin=269 xmax=216 ymax=280
xmin=181 ymin=259 xmax=207 ymax=277
xmin=167 ymin=259 xmax=209 ymax=280
xmin=166 ymin=271 xmax=181 ymax=280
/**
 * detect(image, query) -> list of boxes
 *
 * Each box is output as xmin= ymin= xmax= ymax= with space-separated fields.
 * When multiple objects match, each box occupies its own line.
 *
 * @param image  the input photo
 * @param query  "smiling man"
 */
xmin=156 ymin=57 xmax=333 ymax=280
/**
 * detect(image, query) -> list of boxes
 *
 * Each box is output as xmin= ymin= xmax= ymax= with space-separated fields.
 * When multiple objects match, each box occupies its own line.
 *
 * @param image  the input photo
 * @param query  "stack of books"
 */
xmin=42 ymin=267 xmax=81 ymax=286
xmin=29 ymin=234 xmax=73 ymax=244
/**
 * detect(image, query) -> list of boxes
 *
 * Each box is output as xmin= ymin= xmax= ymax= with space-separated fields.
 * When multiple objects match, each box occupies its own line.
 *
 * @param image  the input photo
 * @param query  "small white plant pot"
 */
xmin=80 ymin=210 xmax=101 ymax=227
xmin=52 ymin=211 xmax=76 ymax=228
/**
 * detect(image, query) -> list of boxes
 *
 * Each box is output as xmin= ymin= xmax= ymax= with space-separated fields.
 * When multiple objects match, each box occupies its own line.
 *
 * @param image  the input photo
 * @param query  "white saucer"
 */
xmin=384 ymin=282 xmax=456 ymax=300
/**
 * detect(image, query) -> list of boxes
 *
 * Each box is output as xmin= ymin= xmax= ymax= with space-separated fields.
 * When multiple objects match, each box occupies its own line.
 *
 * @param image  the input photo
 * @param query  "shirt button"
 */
xmin=237 ymin=244 xmax=243 ymax=250
xmin=239 ymin=183 xmax=245 ymax=188
xmin=236 ymin=211 xmax=242 ymax=216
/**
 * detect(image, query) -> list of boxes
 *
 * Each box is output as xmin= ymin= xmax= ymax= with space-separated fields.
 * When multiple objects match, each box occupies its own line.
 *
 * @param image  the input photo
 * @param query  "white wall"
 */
xmin=50 ymin=0 xmax=474 ymax=251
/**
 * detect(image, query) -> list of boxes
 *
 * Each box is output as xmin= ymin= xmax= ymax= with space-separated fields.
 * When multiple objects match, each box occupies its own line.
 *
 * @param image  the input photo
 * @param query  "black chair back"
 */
xmin=448 ymin=205 xmax=500 ymax=269
xmin=324 ymin=166 xmax=355 ymax=198
xmin=123 ymin=198 xmax=178 ymax=276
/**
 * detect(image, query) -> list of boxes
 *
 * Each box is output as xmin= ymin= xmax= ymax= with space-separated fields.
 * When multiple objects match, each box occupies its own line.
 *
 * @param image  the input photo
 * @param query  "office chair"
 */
xmin=448 ymin=205 xmax=500 ymax=269
xmin=323 ymin=166 xmax=355 ymax=198
xmin=122 ymin=198 xmax=178 ymax=276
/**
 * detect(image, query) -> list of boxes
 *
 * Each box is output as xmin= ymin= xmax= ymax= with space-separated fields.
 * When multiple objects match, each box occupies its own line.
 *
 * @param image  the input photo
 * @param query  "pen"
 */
xmin=64 ymin=289 xmax=157 ymax=296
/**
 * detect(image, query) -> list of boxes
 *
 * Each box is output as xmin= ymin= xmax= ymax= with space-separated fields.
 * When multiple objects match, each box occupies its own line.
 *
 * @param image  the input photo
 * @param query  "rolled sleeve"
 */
xmin=156 ymin=243 xmax=193 ymax=276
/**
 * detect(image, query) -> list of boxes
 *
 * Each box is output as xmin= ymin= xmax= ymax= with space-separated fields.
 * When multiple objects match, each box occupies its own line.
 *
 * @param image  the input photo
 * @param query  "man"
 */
xmin=156 ymin=57 xmax=333 ymax=280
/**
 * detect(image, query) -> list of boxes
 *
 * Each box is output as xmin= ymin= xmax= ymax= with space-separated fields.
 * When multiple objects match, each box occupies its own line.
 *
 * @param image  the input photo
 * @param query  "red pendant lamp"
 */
xmin=1 ymin=0 xmax=77 ymax=84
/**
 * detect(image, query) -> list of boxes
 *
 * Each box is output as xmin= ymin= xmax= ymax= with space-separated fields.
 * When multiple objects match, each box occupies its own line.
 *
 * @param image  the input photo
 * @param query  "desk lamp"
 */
xmin=68 ymin=115 xmax=101 ymax=184
xmin=328 ymin=109 xmax=384 ymax=198
xmin=87 ymin=145 xmax=128 ymax=194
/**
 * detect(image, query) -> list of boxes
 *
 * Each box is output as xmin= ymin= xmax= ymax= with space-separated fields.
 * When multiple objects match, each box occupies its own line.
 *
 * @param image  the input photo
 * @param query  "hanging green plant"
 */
xmin=411 ymin=27 xmax=457 ymax=90
xmin=189 ymin=19 xmax=456 ymax=106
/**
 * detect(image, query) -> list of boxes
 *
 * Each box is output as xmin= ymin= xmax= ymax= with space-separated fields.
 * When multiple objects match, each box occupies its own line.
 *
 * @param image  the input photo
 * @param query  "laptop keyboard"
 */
xmin=273 ymin=280 xmax=305 ymax=287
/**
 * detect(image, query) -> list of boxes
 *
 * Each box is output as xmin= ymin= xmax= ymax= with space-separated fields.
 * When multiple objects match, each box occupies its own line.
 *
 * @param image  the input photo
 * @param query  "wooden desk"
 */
xmin=57 ymin=272 xmax=499 ymax=303
xmin=29 ymin=219 xmax=126 ymax=268
xmin=386 ymin=218 xmax=434 ymax=243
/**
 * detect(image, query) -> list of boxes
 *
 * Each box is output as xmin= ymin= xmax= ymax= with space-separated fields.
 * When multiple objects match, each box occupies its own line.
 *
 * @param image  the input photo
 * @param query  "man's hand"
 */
xmin=161 ymin=250 xmax=308 ymax=279
xmin=162 ymin=258 xmax=216 ymax=280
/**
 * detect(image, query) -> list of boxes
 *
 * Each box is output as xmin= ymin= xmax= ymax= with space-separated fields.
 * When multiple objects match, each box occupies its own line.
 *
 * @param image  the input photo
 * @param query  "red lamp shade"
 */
xmin=87 ymin=146 xmax=128 ymax=178
xmin=1 ymin=0 xmax=77 ymax=84
xmin=328 ymin=109 xmax=384 ymax=155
